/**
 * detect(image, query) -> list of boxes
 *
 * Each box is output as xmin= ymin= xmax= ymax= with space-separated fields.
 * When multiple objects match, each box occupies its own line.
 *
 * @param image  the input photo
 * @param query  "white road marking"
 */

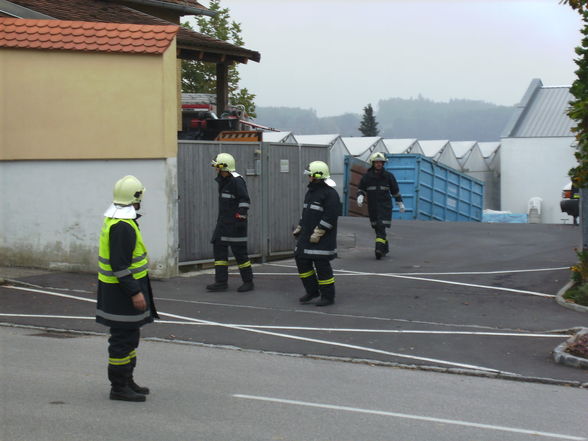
xmin=339 ymin=268 xmax=555 ymax=298
xmin=0 ymin=312 xmax=568 ymax=338
xmin=263 ymin=264 xmax=571 ymax=276
xmin=0 ymin=313 xmax=93 ymax=320
xmin=1 ymin=285 xmax=513 ymax=373
xmin=233 ymin=394 xmax=587 ymax=441
xmin=266 ymin=263 xmax=559 ymax=297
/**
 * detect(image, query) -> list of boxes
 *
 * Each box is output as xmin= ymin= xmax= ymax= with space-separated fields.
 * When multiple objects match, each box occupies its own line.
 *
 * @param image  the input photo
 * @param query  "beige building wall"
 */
xmin=0 ymin=40 xmax=178 ymax=160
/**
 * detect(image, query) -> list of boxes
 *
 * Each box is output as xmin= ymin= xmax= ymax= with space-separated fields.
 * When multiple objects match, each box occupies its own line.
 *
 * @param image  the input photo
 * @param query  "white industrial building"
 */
xmin=382 ymin=138 xmax=420 ymax=154
xmin=342 ymin=136 xmax=387 ymax=161
xmin=418 ymin=140 xmax=461 ymax=170
xmin=500 ymin=79 xmax=576 ymax=224
xmin=294 ymin=134 xmax=350 ymax=193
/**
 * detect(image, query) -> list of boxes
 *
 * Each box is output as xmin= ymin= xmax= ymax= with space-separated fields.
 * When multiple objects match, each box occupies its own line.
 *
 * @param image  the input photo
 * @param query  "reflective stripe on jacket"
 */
xmin=98 ymin=218 xmax=148 ymax=283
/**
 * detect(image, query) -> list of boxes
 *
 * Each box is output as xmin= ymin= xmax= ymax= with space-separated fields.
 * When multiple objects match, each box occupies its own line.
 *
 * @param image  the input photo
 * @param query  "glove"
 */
xmin=235 ymin=213 xmax=247 ymax=221
xmin=357 ymin=195 xmax=364 ymax=208
xmin=292 ymin=225 xmax=302 ymax=237
xmin=398 ymin=202 xmax=406 ymax=213
xmin=309 ymin=227 xmax=326 ymax=243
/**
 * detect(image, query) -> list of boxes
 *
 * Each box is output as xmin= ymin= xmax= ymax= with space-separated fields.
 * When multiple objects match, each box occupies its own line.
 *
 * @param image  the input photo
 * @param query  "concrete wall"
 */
xmin=0 ymin=159 xmax=178 ymax=277
xmin=500 ymin=137 xmax=576 ymax=224
xmin=0 ymin=42 xmax=178 ymax=160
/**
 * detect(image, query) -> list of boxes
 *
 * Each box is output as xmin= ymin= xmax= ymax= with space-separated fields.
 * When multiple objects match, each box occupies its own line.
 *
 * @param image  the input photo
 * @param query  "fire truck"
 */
xmin=178 ymin=93 xmax=275 ymax=142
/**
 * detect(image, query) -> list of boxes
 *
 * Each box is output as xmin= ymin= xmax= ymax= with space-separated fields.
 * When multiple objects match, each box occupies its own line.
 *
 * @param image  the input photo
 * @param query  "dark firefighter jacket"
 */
xmin=357 ymin=168 xmax=403 ymax=227
xmin=211 ymin=172 xmax=251 ymax=245
xmin=295 ymin=180 xmax=340 ymax=261
xmin=96 ymin=218 xmax=158 ymax=329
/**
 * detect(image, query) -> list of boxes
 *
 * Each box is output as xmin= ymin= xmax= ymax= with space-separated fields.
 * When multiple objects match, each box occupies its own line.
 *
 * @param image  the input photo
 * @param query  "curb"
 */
xmin=555 ymin=280 xmax=588 ymax=313
xmin=553 ymin=327 xmax=588 ymax=370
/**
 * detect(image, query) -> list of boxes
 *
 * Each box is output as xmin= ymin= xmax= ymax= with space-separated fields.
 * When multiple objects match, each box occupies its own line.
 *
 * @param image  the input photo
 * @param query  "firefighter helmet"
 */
xmin=304 ymin=161 xmax=330 ymax=179
xmin=113 ymin=175 xmax=145 ymax=206
xmin=211 ymin=152 xmax=236 ymax=172
xmin=369 ymin=152 xmax=387 ymax=164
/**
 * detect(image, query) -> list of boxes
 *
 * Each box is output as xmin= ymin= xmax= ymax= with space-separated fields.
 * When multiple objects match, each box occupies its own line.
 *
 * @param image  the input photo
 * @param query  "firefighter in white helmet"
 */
xmin=207 ymin=153 xmax=254 ymax=292
xmin=293 ymin=161 xmax=340 ymax=306
xmin=97 ymin=175 xmax=158 ymax=402
xmin=357 ymin=152 xmax=405 ymax=259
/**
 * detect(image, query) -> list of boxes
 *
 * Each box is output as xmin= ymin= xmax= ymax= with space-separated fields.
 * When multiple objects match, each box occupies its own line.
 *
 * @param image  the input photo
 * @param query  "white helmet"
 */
xmin=369 ymin=152 xmax=387 ymax=164
xmin=304 ymin=161 xmax=330 ymax=179
xmin=113 ymin=175 xmax=145 ymax=206
xmin=211 ymin=152 xmax=236 ymax=172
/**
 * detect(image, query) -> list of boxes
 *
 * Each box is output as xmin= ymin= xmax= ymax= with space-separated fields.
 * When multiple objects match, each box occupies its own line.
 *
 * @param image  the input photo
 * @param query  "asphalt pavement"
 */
xmin=2 ymin=325 xmax=587 ymax=441
xmin=1 ymin=217 xmax=587 ymax=386
xmin=2 ymin=217 xmax=588 ymax=441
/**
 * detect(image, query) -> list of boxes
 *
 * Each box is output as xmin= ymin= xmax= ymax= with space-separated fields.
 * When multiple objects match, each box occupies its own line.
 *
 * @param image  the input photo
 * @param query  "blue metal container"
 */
xmin=343 ymin=154 xmax=484 ymax=222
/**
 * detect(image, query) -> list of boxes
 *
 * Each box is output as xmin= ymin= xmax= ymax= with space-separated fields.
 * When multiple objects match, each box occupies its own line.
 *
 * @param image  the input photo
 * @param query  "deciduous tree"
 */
xmin=181 ymin=0 xmax=256 ymax=117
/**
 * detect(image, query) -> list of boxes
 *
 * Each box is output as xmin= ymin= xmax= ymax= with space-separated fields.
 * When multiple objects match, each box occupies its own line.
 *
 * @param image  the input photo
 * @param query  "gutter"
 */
xmin=115 ymin=0 xmax=217 ymax=17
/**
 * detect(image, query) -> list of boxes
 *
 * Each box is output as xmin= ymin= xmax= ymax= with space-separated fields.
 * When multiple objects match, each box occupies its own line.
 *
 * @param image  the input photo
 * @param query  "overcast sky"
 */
xmin=212 ymin=0 xmax=583 ymax=117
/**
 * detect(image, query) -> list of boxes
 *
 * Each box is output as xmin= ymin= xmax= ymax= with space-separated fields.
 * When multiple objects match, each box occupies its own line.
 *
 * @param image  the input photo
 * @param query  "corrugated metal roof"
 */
xmin=382 ymin=138 xmax=417 ymax=154
xmin=418 ymin=140 xmax=449 ymax=158
xmin=263 ymin=131 xmax=295 ymax=143
xmin=508 ymin=85 xmax=575 ymax=138
xmin=477 ymin=142 xmax=500 ymax=158
xmin=341 ymin=137 xmax=385 ymax=156
xmin=295 ymin=134 xmax=340 ymax=146
xmin=449 ymin=141 xmax=476 ymax=159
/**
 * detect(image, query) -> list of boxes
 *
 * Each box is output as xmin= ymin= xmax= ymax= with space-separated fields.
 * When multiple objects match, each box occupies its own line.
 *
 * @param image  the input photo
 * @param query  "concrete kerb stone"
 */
xmin=553 ymin=282 xmax=588 ymax=370
xmin=553 ymin=327 xmax=588 ymax=370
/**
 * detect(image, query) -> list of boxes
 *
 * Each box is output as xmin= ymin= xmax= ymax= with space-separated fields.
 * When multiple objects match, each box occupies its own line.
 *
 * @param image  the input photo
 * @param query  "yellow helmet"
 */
xmin=369 ymin=152 xmax=387 ymax=164
xmin=211 ymin=152 xmax=236 ymax=172
xmin=113 ymin=175 xmax=145 ymax=205
xmin=304 ymin=161 xmax=330 ymax=179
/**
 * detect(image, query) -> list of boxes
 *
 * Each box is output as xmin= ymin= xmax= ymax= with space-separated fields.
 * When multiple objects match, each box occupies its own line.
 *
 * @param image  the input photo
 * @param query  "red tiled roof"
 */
xmin=0 ymin=17 xmax=178 ymax=54
xmin=8 ymin=0 xmax=260 ymax=62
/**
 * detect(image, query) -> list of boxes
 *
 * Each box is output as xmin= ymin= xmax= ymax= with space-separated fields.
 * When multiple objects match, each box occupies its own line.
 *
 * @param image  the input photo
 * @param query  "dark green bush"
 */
xmin=564 ymin=284 xmax=588 ymax=306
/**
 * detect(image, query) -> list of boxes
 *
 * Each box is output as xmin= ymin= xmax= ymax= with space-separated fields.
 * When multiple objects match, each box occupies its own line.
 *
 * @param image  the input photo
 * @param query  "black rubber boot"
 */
xmin=315 ymin=297 xmax=334 ymax=307
xmin=110 ymin=385 xmax=146 ymax=402
xmin=128 ymin=379 xmax=149 ymax=395
xmin=237 ymin=281 xmax=254 ymax=292
xmin=299 ymin=292 xmax=320 ymax=303
xmin=206 ymin=281 xmax=228 ymax=292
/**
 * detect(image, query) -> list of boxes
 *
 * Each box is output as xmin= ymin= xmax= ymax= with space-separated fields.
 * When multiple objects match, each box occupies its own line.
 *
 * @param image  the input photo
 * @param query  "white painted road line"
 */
xmin=0 ymin=313 xmax=570 ymax=339
xmin=266 ymin=263 xmax=556 ymax=298
xmin=1 ymin=285 xmax=512 ymax=373
xmin=233 ymin=394 xmax=587 ymax=441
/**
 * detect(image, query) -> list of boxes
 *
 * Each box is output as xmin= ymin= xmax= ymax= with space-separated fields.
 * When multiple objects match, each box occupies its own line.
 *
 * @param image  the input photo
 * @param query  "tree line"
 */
xmin=255 ymin=97 xmax=515 ymax=141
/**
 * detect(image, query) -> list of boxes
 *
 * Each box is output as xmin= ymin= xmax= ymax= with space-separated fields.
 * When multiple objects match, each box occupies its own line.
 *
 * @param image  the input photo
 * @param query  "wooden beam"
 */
xmin=216 ymin=63 xmax=229 ymax=115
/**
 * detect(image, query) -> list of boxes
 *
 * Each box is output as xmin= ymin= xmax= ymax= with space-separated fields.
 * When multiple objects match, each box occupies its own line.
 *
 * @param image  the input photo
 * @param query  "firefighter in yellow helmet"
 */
xmin=207 ymin=153 xmax=254 ymax=292
xmin=357 ymin=152 xmax=405 ymax=259
xmin=97 ymin=175 xmax=158 ymax=402
xmin=293 ymin=161 xmax=340 ymax=306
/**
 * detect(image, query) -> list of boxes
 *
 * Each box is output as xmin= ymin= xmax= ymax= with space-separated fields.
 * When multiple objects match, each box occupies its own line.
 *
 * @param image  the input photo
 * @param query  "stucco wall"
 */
xmin=0 ymin=42 xmax=178 ymax=160
xmin=0 ymin=159 xmax=178 ymax=277
xmin=500 ymin=137 xmax=576 ymax=224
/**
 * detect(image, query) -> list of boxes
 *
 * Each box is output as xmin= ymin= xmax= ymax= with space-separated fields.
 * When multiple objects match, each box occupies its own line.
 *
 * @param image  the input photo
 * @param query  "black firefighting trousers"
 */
xmin=108 ymin=327 xmax=140 ymax=388
xmin=295 ymin=257 xmax=335 ymax=301
xmin=213 ymin=240 xmax=253 ymax=283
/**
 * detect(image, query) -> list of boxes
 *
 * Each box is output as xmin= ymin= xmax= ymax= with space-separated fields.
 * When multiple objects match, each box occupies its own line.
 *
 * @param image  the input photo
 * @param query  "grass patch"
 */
xmin=563 ymin=283 xmax=588 ymax=306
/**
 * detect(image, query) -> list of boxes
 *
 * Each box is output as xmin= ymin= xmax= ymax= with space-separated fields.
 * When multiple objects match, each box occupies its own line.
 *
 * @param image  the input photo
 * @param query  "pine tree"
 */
xmin=181 ymin=0 xmax=256 ymax=117
xmin=358 ymin=103 xmax=380 ymax=137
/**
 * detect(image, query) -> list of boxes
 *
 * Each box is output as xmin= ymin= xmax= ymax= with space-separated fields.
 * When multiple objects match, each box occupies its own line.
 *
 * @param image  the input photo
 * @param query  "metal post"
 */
xmin=260 ymin=142 xmax=270 ymax=262
xmin=581 ymin=187 xmax=588 ymax=250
